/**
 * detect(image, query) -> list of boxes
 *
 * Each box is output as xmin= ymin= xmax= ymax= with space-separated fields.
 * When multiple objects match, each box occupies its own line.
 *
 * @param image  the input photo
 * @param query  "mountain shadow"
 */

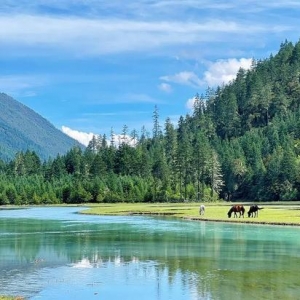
xmin=0 ymin=93 xmax=84 ymax=161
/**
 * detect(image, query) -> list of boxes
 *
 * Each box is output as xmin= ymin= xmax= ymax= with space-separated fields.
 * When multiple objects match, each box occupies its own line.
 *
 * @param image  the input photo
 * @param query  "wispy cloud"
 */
xmin=3 ymin=1 xmax=300 ymax=17
xmin=0 ymin=75 xmax=45 ymax=96
xmin=160 ymin=72 xmax=202 ymax=88
xmin=158 ymin=83 xmax=172 ymax=93
xmin=0 ymin=14 xmax=290 ymax=57
xmin=121 ymin=93 xmax=161 ymax=103
xmin=82 ymin=110 xmax=150 ymax=117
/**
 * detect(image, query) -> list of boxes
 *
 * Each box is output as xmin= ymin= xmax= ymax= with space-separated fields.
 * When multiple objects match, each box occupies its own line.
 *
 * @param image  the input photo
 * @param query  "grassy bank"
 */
xmin=80 ymin=202 xmax=300 ymax=226
xmin=0 ymin=297 xmax=24 ymax=300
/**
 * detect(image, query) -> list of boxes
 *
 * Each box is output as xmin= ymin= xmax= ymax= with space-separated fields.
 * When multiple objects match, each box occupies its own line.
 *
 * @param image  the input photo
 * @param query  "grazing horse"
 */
xmin=248 ymin=205 xmax=263 ymax=217
xmin=227 ymin=205 xmax=245 ymax=218
xmin=199 ymin=204 xmax=205 ymax=215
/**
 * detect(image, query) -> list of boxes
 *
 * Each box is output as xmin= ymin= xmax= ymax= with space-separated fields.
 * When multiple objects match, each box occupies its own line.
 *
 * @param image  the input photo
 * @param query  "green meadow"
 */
xmin=81 ymin=202 xmax=300 ymax=226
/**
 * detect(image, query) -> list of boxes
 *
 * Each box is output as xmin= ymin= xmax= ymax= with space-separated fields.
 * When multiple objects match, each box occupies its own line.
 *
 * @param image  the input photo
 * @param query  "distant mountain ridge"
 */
xmin=0 ymin=93 xmax=84 ymax=161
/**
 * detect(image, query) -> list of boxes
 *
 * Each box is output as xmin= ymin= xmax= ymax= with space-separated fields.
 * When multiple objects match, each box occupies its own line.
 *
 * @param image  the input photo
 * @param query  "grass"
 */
xmin=0 ymin=297 xmax=24 ymax=300
xmin=80 ymin=202 xmax=300 ymax=226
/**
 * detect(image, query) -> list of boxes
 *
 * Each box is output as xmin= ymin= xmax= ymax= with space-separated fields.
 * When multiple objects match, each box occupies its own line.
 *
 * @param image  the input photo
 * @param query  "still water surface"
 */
xmin=0 ymin=207 xmax=300 ymax=300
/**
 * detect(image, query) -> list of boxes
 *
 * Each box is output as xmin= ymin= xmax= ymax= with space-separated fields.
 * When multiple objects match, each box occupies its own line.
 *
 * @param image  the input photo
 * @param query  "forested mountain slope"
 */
xmin=0 ymin=93 xmax=83 ymax=161
xmin=195 ymin=40 xmax=300 ymax=201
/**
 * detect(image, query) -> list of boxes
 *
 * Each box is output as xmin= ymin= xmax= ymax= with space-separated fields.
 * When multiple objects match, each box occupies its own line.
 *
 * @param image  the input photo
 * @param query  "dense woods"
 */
xmin=2 ymin=40 xmax=300 ymax=204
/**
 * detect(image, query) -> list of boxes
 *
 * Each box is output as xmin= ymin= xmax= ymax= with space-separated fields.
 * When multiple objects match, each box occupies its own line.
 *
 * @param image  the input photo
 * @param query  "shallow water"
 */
xmin=0 ymin=207 xmax=300 ymax=299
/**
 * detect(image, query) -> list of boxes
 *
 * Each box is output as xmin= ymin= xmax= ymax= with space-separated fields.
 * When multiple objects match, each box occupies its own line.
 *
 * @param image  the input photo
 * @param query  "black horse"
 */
xmin=227 ymin=205 xmax=245 ymax=218
xmin=248 ymin=205 xmax=263 ymax=217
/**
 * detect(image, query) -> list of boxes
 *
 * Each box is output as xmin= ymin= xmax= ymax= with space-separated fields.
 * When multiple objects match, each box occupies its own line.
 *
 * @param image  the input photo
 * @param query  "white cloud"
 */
xmin=62 ymin=126 xmax=95 ymax=146
xmin=61 ymin=126 xmax=138 ymax=147
xmin=186 ymin=96 xmax=197 ymax=110
xmin=163 ymin=58 xmax=252 ymax=91
xmin=203 ymin=58 xmax=252 ymax=86
xmin=113 ymin=134 xmax=138 ymax=147
xmin=181 ymin=58 xmax=253 ymax=109
xmin=158 ymin=82 xmax=172 ymax=93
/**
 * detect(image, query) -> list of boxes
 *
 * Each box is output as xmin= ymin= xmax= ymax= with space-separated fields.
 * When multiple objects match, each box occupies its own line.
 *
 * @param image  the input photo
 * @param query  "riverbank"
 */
xmin=80 ymin=202 xmax=300 ymax=226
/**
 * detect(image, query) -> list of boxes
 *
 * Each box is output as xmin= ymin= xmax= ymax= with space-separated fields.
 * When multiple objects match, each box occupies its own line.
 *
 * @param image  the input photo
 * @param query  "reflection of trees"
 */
xmin=1 ymin=217 xmax=300 ymax=299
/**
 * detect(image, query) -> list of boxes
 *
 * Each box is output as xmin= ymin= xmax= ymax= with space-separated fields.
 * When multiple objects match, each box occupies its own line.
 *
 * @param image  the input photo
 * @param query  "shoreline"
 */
xmin=186 ymin=216 xmax=300 ymax=227
xmin=121 ymin=211 xmax=300 ymax=227
xmin=80 ymin=202 xmax=300 ymax=227
xmin=2 ymin=203 xmax=300 ymax=227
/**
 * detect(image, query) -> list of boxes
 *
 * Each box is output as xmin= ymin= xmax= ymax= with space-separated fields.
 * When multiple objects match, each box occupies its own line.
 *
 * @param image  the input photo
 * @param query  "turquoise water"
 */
xmin=0 ymin=207 xmax=300 ymax=299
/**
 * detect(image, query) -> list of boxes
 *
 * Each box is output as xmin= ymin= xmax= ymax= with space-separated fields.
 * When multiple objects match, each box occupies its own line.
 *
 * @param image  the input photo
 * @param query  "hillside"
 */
xmin=0 ymin=93 xmax=84 ymax=161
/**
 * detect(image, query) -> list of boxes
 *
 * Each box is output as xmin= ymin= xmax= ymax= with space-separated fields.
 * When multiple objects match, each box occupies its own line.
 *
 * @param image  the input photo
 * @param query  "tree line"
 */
xmin=1 ymin=39 xmax=300 ymax=204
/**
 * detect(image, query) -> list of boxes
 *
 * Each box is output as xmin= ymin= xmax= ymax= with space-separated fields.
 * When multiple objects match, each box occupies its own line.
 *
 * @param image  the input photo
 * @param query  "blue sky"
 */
xmin=0 ymin=1 xmax=299 ymax=145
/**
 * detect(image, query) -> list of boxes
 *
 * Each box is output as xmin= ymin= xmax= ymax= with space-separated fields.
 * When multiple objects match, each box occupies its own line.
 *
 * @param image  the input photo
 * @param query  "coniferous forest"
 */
xmin=2 ymin=40 xmax=300 ymax=204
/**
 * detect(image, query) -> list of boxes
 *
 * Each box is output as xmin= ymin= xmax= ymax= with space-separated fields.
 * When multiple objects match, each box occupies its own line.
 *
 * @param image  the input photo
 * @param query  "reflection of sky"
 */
xmin=0 ymin=207 xmax=214 ymax=299
xmin=1 ymin=254 xmax=212 ymax=300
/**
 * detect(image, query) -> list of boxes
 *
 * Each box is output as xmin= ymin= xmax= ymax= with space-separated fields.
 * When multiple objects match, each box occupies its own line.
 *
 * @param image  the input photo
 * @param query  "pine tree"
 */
xmin=208 ymin=151 xmax=224 ymax=200
xmin=164 ymin=117 xmax=177 ymax=195
xmin=152 ymin=105 xmax=162 ymax=140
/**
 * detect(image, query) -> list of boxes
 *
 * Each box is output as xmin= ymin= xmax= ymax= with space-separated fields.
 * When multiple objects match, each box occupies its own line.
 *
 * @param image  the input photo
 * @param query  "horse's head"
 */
xmin=227 ymin=211 xmax=232 ymax=218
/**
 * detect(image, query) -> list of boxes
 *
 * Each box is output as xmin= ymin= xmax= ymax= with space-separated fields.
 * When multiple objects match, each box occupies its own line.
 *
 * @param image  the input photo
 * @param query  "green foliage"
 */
xmin=2 ymin=40 xmax=300 ymax=203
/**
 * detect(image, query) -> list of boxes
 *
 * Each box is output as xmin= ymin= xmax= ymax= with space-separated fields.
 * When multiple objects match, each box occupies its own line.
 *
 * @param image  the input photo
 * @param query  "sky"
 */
xmin=0 ymin=1 xmax=300 ymax=146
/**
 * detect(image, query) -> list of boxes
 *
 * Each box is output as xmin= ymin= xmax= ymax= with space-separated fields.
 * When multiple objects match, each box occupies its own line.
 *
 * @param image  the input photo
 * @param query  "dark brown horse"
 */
xmin=247 ymin=205 xmax=263 ymax=217
xmin=227 ymin=205 xmax=245 ymax=218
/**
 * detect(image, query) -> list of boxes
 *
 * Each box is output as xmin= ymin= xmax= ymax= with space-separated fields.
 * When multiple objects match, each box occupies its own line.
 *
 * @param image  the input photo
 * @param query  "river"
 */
xmin=0 ymin=206 xmax=299 ymax=299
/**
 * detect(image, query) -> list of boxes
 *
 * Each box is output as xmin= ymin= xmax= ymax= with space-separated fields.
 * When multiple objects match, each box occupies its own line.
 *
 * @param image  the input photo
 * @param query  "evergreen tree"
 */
xmin=164 ymin=117 xmax=177 ymax=195
xmin=208 ymin=151 xmax=224 ymax=200
xmin=177 ymin=116 xmax=192 ymax=201
xmin=152 ymin=105 xmax=162 ymax=140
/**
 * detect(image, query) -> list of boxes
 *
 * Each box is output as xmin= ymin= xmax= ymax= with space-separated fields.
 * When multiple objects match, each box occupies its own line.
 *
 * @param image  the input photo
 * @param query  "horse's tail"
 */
xmin=258 ymin=207 xmax=264 ymax=210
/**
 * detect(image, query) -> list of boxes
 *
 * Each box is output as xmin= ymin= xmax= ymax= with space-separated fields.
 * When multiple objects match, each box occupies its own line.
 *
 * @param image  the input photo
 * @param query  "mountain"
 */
xmin=0 ymin=93 xmax=84 ymax=161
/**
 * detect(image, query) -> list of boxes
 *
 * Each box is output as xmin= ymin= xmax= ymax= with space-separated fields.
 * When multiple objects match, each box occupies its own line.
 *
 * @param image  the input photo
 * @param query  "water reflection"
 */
xmin=0 ymin=207 xmax=300 ymax=299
